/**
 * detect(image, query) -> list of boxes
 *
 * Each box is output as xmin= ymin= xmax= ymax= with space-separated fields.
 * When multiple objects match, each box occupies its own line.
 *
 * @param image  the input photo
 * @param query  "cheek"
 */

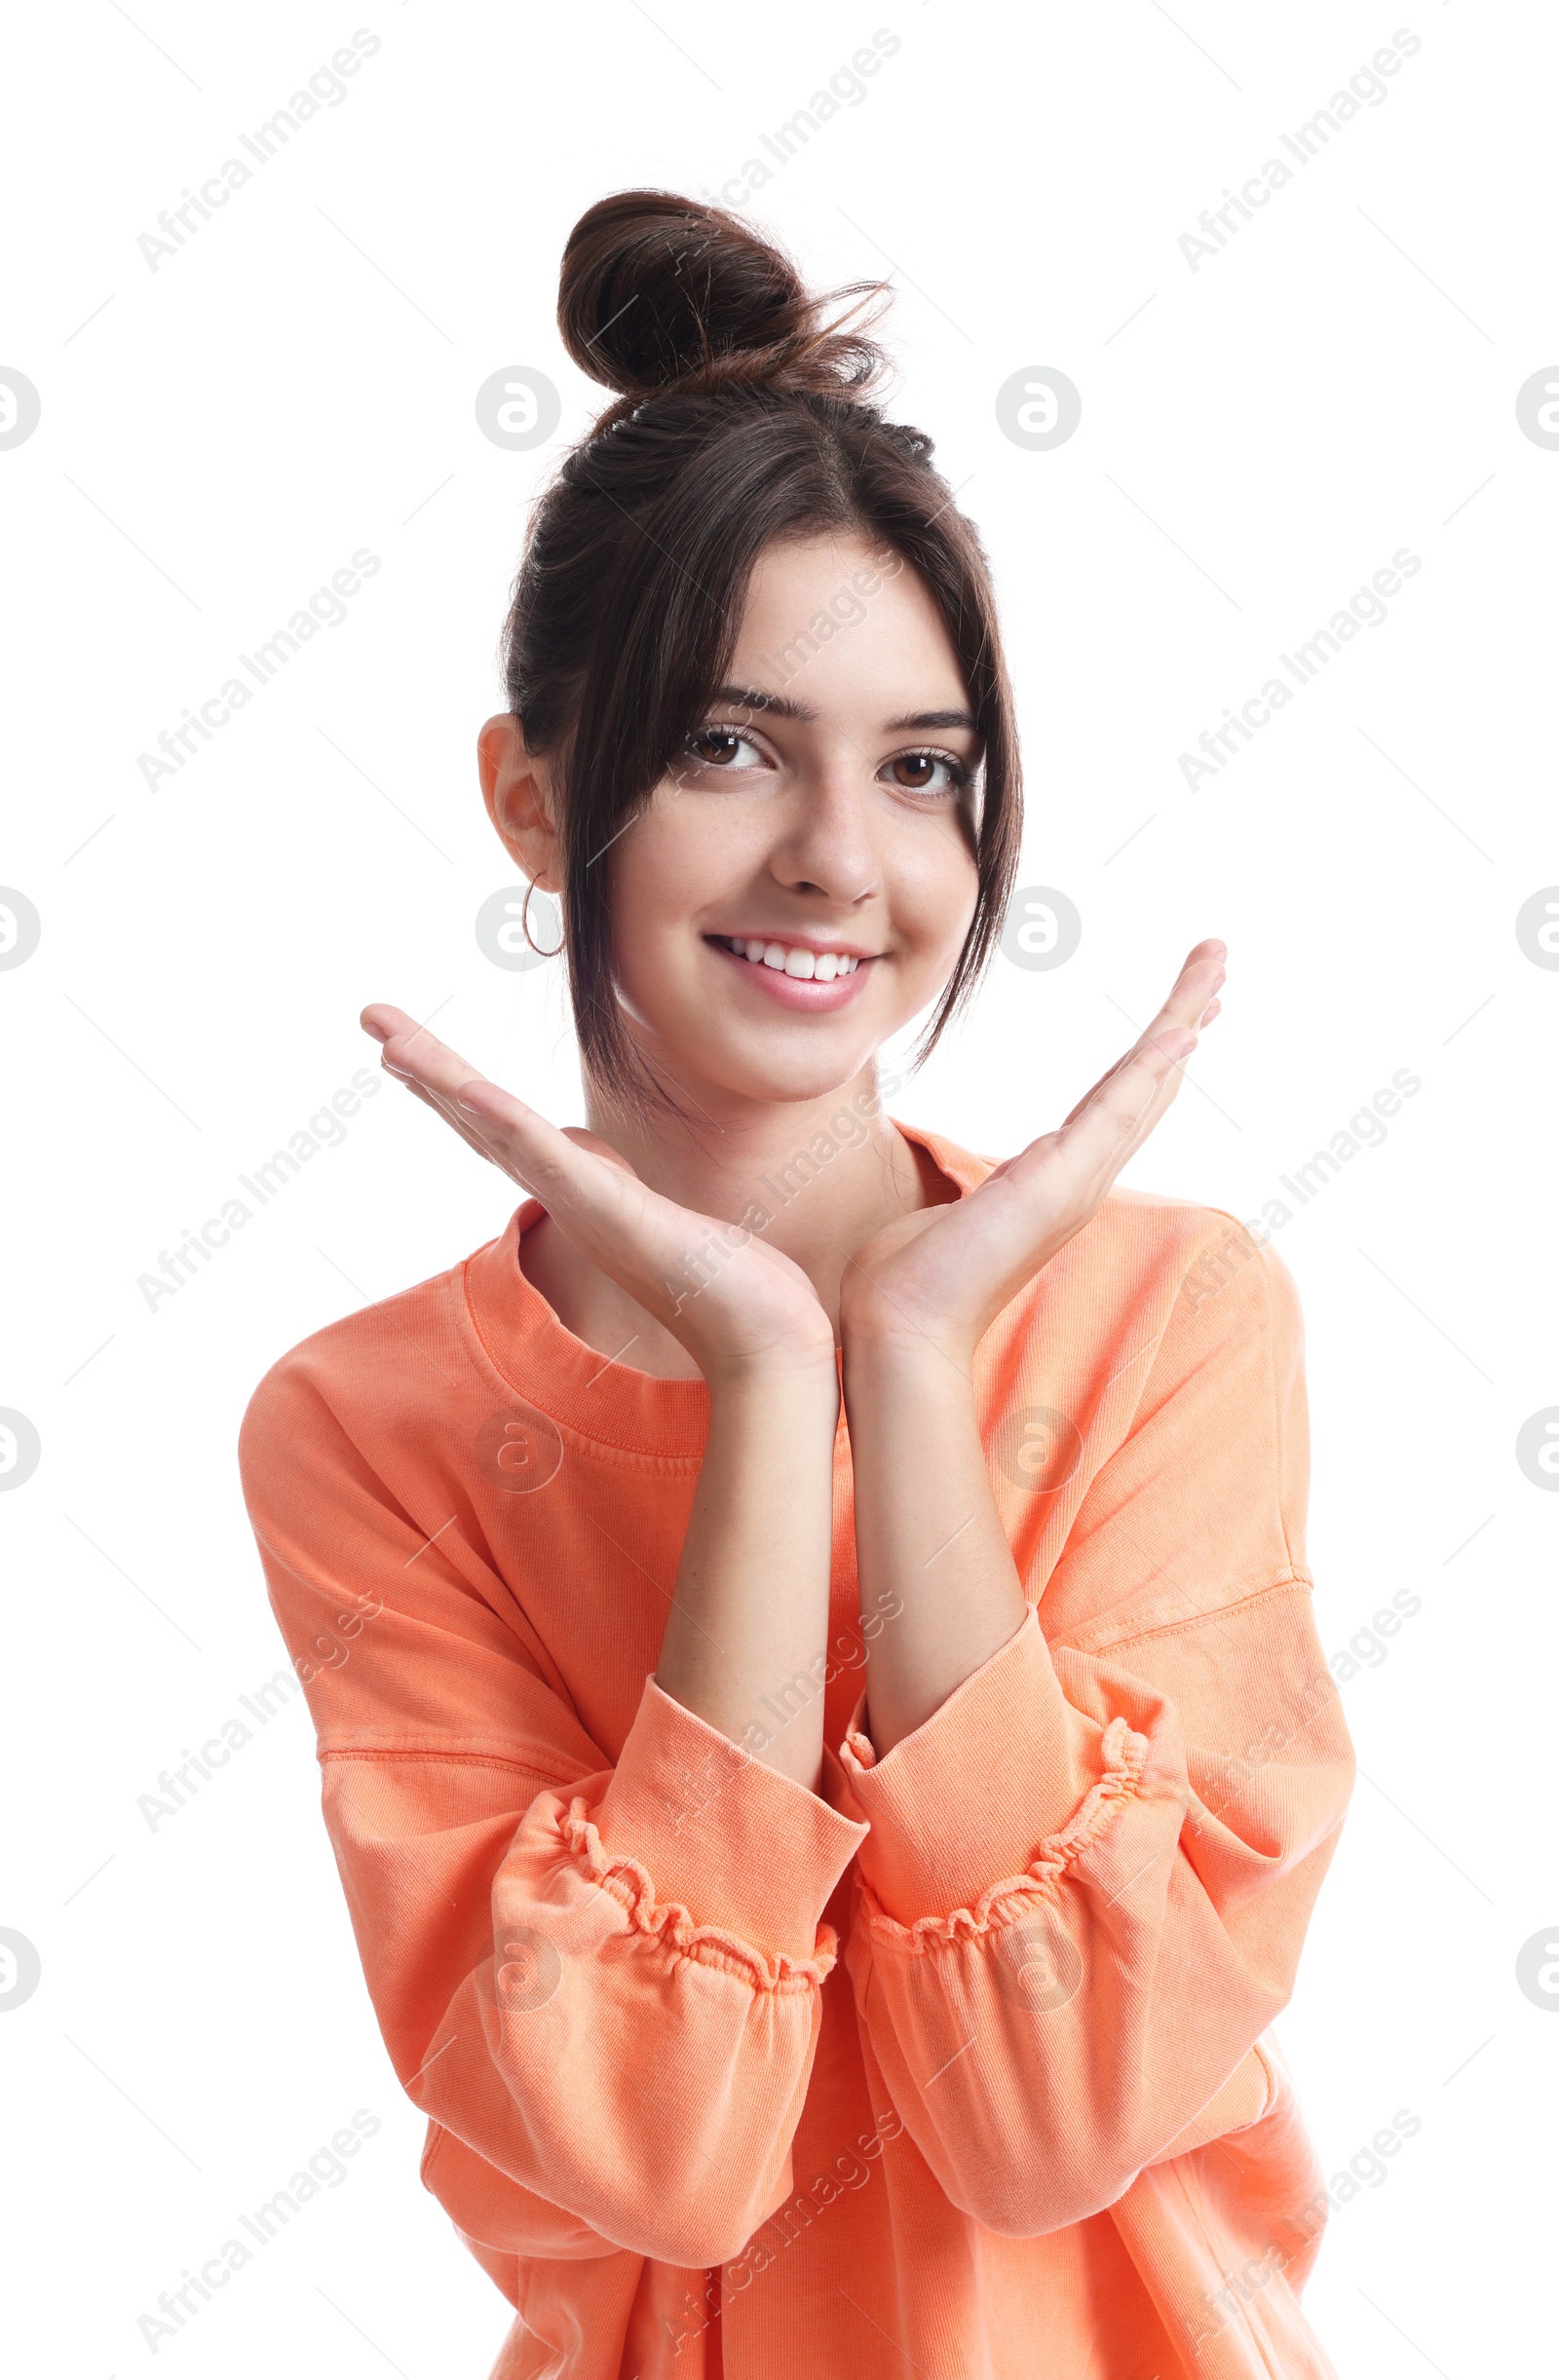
xmin=607 ymin=796 xmax=756 ymax=999
xmin=612 ymin=801 xmax=723 ymax=931
xmin=884 ymin=819 xmax=979 ymax=956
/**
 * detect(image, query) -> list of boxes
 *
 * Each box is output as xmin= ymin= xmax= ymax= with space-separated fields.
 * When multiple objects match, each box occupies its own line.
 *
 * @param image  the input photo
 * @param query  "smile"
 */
xmin=706 ymin=934 xmax=877 ymax=1009
xmin=713 ymin=934 xmax=862 ymax=980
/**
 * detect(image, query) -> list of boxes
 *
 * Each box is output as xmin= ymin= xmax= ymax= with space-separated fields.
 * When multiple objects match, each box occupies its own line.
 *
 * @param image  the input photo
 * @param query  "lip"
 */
xmin=705 ymin=935 xmax=877 ymax=1011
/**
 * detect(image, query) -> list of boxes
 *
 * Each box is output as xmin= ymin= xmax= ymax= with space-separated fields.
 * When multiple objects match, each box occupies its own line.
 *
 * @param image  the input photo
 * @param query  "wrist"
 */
xmin=703 ymin=1343 xmax=841 ymax=1407
xmin=842 ymin=1337 xmax=981 ymax=1459
xmin=840 ymin=1312 xmax=976 ymax=1383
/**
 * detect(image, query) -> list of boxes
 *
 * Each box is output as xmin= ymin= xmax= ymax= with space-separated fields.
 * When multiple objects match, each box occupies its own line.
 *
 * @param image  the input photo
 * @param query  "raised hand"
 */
xmin=839 ymin=940 xmax=1227 ymax=1365
xmin=361 ymin=1002 xmax=844 ymax=1784
xmin=361 ymin=1005 xmax=838 ymax=1384
xmin=838 ymin=940 xmax=1228 ymax=1752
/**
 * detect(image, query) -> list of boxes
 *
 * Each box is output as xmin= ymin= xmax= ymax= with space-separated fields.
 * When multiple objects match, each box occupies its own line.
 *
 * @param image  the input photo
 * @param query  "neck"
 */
xmin=591 ymin=1059 xmax=925 ymax=1269
xmin=519 ymin=1058 xmax=949 ymax=1377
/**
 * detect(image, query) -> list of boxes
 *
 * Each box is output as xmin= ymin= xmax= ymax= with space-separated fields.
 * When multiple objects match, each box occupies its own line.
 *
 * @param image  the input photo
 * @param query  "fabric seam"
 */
xmin=556 ymin=1796 xmax=835 ymax=1993
xmin=857 ymin=1713 xmax=1150 ymax=1950
xmin=318 ymin=1746 xmax=579 ymax=1781
xmin=457 ymin=1251 xmax=708 ymax=1468
xmin=1059 ymin=1569 xmax=1313 ymax=1657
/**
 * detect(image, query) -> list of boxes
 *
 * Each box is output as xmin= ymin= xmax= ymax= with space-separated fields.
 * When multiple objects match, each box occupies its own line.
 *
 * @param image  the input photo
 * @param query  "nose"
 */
xmin=767 ymin=741 xmax=882 ymax=907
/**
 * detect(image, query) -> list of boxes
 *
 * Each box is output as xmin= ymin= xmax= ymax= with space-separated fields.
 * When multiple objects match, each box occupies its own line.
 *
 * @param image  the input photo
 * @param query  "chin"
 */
xmin=617 ymin=963 xmax=946 ymax=1109
xmin=706 ymin=1043 xmax=880 ymax=1109
xmin=627 ymin=1012 xmax=883 ymax=1111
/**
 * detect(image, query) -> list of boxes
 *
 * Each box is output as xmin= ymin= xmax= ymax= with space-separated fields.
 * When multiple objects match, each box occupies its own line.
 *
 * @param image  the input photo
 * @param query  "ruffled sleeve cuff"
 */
xmin=834 ymin=1606 xmax=1148 ymax=1929
xmin=595 ymin=1675 xmax=869 ymax=1970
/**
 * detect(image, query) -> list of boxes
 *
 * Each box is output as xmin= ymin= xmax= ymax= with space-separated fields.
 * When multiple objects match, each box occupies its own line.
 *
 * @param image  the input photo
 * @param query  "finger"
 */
xmin=394 ymin=1068 xmax=532 ymax=1181
xmin=362 ymin=1005 xmax=528 ymax=1177
xmin=380 ymin=1025 xmax=647 ymax=1247
xmin=1054 ymin=1046 xmax=1192 ymax=1189
xmin=1153 ymin=937 xmax=1226 ymax=1037
xmin=364 ymin=1003 xmax=515 ymax=1166
xmin=361 ymin=1001 xmax=422 ymax=1046
xmin=1056 ymin=940 xmax=1226 ymax=1134
xmin=380 ymin=1028 xmax=559 ymax=1193
xmin=965 ymin=943 xmax=1226 ymax=1266
xmin=1055 ymin=1023 xmax=1191 ymax=1140
xmin=1113 ymin=941 xmax=1226 ymax=1135
xmin=1119 ymin=940 xmax=1225 ymax=1074
xmin=1043 ymin=960 xmax=1222 ymax=1189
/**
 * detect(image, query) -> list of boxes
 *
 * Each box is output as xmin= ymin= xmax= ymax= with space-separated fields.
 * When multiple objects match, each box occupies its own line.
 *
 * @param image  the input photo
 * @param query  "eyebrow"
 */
xmin=712 ymin=684 xmax=816 ymax=721
xmin=886 ymin=708 xmax=978 ymax=733
xmin=710 ymin=685 xmax=978 ymax=736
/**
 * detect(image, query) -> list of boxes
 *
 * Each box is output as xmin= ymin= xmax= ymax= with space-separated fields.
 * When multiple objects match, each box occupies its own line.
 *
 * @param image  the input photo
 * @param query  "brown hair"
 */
xmin=500 ymin=188 xmax=1022 ymax=1106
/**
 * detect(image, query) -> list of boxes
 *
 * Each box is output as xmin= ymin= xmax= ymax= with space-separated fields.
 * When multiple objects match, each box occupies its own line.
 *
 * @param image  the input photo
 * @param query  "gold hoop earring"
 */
xmin=520 ymin=880 xmax=565 ymax=959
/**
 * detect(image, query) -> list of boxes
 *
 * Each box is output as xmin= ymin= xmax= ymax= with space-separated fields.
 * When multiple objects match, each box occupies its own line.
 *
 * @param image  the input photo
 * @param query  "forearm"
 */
xmin=844 ymin=1339 xmax=1028 ymax=1756
xmin=655 ymin=1362 xmax=840 ymax=1791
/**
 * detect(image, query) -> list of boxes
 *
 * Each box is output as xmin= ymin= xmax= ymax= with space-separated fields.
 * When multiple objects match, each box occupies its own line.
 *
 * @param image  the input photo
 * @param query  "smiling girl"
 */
xmin=239 ymin=192 xmax=1353 ymax=2380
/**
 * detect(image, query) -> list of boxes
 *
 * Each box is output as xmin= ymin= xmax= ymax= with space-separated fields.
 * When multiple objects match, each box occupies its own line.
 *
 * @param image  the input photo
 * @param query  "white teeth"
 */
xmin=726 ymin=937 xmax=861 ymax=976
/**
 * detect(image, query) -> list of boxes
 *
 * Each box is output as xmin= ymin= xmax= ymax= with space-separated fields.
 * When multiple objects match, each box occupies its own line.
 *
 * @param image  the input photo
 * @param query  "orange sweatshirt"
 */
xmin=238 ymin=1124 xmax=1354 ymax=2380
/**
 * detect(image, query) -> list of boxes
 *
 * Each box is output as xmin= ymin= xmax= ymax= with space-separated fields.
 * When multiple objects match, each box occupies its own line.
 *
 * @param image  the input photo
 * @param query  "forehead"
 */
xmin=729 ymin=533 xmax=969 ymax=709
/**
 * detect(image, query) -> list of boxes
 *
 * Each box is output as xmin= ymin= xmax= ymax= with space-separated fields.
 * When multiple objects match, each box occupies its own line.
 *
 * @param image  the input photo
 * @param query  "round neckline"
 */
xmin=459 ymin=1118 xmax=989 ymax=1460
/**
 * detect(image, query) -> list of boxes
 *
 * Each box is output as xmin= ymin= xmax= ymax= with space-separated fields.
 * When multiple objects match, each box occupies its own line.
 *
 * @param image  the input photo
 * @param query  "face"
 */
xmin=595 ymin=532 xmax=982 ymax=1110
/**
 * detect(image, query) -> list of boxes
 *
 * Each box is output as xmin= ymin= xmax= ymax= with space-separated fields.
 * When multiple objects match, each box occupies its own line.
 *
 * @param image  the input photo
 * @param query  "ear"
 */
xmin=478 ymin=714 xmax=561 ymax=890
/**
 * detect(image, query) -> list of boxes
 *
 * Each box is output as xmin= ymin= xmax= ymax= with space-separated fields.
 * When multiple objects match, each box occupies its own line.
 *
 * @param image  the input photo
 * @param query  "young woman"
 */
xmin=240 ymin=192 xmax=1353 ymax=2380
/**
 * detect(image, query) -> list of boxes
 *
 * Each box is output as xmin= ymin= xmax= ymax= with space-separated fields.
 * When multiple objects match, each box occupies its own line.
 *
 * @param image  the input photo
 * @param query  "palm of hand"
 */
xmin=844 ymin=940 xmax=1226 ymax=1361
xmin=361 ymin=937 xmax=1222 ymax=1383
xmin=844 ymin=1150 xmax=1070 ymax=1362
xmin=358 ymin=1007 xmax=834 ymax=1378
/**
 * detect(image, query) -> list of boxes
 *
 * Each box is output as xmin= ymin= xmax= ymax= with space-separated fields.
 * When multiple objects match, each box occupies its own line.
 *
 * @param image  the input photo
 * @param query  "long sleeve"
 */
xmin=238 ymin=1352 xmax=867 ymax=2275
xmin=830 ymin=1221 xmax=1353 ymax=2239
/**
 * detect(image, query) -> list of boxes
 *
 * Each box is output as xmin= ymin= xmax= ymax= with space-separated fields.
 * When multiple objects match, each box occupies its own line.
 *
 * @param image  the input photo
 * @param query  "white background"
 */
xmin=3 ymin=2 xmax=1554 ymax=2372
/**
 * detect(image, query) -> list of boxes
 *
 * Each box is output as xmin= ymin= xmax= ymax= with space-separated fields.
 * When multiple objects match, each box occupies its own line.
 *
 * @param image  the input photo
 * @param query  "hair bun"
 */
xmin=557 ymin=189 xmax=888 ymax=410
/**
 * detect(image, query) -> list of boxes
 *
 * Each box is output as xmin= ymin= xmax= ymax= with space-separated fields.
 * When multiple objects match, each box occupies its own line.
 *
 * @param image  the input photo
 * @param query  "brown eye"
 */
xmin=684 ymin=726 xmax=768 ymax=773
xmin=688 ymin=729 xmax=742 ymax=767
xmin=885 ymin=750 xmax=968 ymax=796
